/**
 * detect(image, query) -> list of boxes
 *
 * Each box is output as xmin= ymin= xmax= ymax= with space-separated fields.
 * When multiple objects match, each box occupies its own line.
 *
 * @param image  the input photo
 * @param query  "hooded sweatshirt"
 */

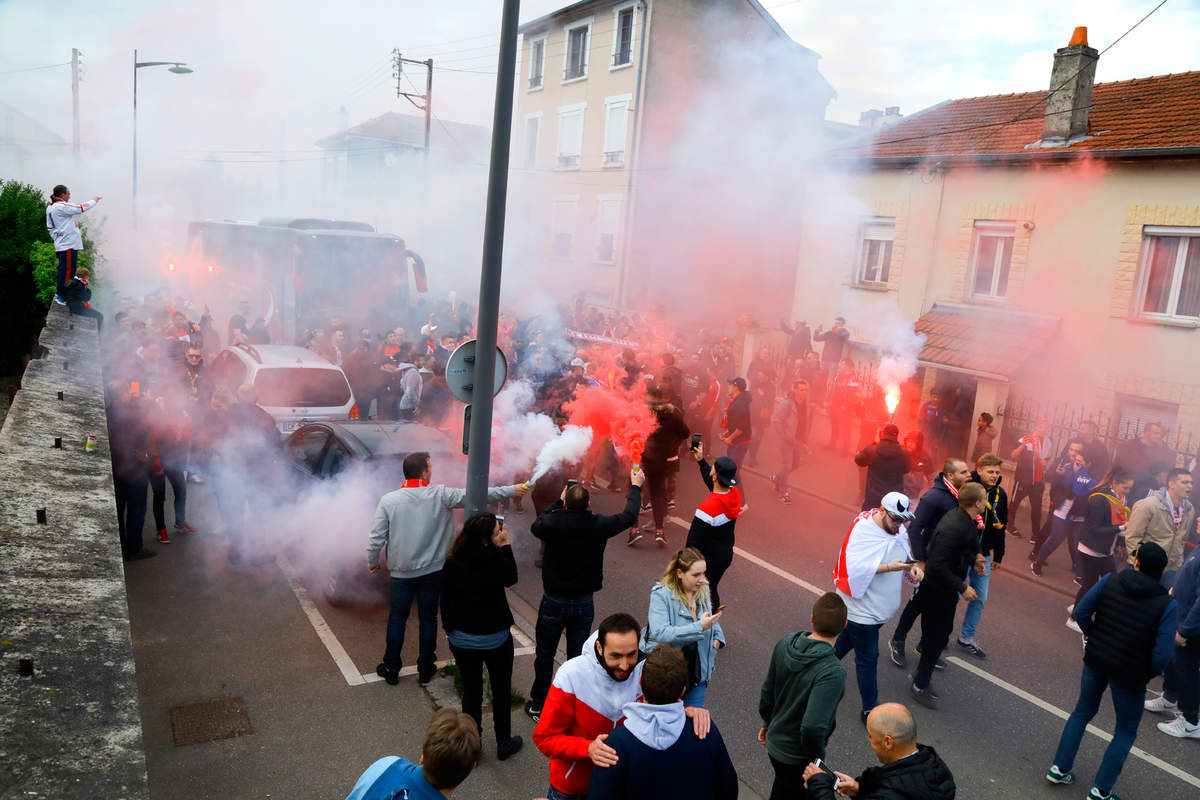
xmin=759 ymin=632 xmax=847 ymax=766
xmin=533 ymin=631 xmax=645 ymax=797
xmin=366 ymin=482 xmax=515 ymax=578
xmin=586 ymin=701 xmax=739 ymax=800
xmin=686 ymin=459 xmax=743 ymax=550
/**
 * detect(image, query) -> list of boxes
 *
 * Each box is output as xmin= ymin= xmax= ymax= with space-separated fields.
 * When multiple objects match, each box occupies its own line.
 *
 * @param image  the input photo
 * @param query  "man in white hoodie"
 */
xmin=586 ymin=643 xmax=738 ymax=800
xmin=45 ymin=184 xmax=100 ymax=301
xmin=368 ymin=451 xmax=528 ymax=685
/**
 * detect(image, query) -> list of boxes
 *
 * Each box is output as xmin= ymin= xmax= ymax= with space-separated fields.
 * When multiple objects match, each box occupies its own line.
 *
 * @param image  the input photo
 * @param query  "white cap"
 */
xmin=570 ymin=357 xmax=585 ymax=367
xmin=881 ymin=491 xmax=915 ymax=520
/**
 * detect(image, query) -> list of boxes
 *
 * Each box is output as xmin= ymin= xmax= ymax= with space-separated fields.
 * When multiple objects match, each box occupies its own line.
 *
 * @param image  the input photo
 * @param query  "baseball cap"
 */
xmin=570 ymin=357 xmax=585 ymax=367
xmin=728 ymin=377 xmax=747 ymax=391
xmin=713 ymin=456 xmax=738 ymax=486
xmin=881 ymin=491 xmax=915 ymax=520
xmin=882 ymin=423 xmax=900 ymax=438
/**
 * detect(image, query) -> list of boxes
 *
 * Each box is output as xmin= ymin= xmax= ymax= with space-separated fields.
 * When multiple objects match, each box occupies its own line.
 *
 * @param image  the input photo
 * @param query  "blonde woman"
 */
xmin=640 ymin=547 xmax=725 ymax=707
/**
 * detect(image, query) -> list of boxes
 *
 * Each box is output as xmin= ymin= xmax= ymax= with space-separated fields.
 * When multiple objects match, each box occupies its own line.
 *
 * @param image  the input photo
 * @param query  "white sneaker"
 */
xmin=1066 ymin=603 xmax=1075 ymax=614
xmin=1065 ymin=618 xmax=1082 ymax=634
xmin=1157 ymin=716 xmax=1200 ymax=738
xmin=1145 ymin=693 xmax=1179 ymax=714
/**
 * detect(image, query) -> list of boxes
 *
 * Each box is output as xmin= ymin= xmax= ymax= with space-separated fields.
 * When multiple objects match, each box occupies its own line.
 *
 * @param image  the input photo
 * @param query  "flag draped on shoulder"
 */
xmin=833 ymin=511 xmax=897 ymax=597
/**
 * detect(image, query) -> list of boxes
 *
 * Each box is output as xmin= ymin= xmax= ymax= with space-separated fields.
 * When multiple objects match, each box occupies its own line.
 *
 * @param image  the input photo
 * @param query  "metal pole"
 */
xmin=71 ymin=48 xmax=80 ymax=159
xmin=464 ymin=0 xmax=520 ymax=516
xmin=423 ymin=58 xmax=433 ymax=165
xmin=132 ymin=49 xmax=138 ymax=229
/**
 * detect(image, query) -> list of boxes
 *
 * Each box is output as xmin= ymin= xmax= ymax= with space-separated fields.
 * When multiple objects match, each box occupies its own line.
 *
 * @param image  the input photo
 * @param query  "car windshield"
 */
xmin=255 ymin=368 xmax=351 ymax=408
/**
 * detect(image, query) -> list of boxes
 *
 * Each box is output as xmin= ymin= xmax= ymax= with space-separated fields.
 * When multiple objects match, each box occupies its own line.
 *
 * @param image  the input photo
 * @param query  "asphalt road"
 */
xmin=123 ymin=449 xmax=1200 ymax=800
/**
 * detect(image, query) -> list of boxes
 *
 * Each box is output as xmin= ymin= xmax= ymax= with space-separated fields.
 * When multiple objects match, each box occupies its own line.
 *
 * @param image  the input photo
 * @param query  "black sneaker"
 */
xmin=910 ymin=683 xmax=940 ymax=710
xmin=523 ymin=700 xmax=542 ymax=723
xmin=914 ymin=643 xmax=946 ymax=670
xmin=956 ymin=638 xmax=987 ymax=659
xmin=497 ymin=735 xmax=524 ymax=760
xmin=627 ymin=530 xmax=643 ymax=547
xmin=376 ymin=663 xmax=399 ymax=686
xmin=888 ymin=639 xmax=906 ymax=668
xmin=1030 ymin=561 xmax=1043 ymax=577
xmin=418 ymin=668 xmax=436 ymax=685
xmin=860 ymin=709 xmax=871 ymax=726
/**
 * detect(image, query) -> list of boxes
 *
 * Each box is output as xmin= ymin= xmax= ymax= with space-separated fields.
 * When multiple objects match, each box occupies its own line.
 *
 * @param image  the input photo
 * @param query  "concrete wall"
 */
xmin=0 ymin=305 xmax=149 ymax=798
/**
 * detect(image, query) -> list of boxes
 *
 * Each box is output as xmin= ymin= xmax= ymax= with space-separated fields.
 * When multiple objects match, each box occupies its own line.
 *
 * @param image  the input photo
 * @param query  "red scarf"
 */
xmin=401 ymin=479 xmax=428 ymax=488
xmin=944 ymin=477 xmax=984 ymax=531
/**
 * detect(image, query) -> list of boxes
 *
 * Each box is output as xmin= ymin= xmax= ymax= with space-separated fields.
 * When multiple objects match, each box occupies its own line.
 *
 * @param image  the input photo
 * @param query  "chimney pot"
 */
xmin=1069 ymin=26 xmax=1088 ymax=46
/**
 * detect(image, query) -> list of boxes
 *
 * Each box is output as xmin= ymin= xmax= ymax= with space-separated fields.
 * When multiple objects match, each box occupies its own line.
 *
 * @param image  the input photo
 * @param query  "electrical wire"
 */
xmin=0 ymin=61 xmax=71 ymax=76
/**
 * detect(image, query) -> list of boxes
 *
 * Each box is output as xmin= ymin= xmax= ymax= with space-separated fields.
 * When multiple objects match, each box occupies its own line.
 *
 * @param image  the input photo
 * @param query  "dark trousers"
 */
xmin=1010 ymin=479 xmax=1044 ymax=536
xmin=688 ymin=538 xmax=733 ymax=610
xmin=643 ymin=459 xmax=669 ymax=530
xmin=726 ymin=441 xmax=749 ymax=503
xmin=769 ymin=755 xmax=809 ymax=800
xmin=834 ymin=619 xmax=883 ymax=713
xmin=383 ymin=572 xmax=442 ymax=677
xmin=913 ymin=585 xmax=959 ymax=690
xmin=892 ymin=588 xmax=922 ymax=644
xmin=530 ymin=593 xmax=594 ymax=707
xmin=1163 ymin=638 xmax=1200 ymax=725
xmin=68 ymin=302 xmax=103 ymax=330
xmin=450 ymin=634 xmax=515 ymax=743
xmin=55 ymin=249 xmax=77 ymax=293
xmin=115 ymin=471 xmax=149 ymax=557
xmin=1075 ymin=552 xmax=1114 ymax=607
xmin=150 ymin=467 xmax=187 ymax=530
xmin=1053 ymin=663 xmax=1145 ymax=794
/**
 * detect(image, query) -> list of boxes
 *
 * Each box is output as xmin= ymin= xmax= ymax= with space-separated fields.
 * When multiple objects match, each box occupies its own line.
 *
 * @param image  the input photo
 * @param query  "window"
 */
xmin=612 ymin=5 xmax=635 ymax=67
xmin=856 ymin=218 xmax=895 ymax=284
xmin=1137 ymin=228 xmax=1200 ymax=321
xmin=254 ymin=368 xmax=351 ymax=408
xmin=523 ymin=113 xmax=541 ymax=169
xmin=552 ymin=197 xmax=579 ymax=259
xmin=1114 ymin=393 xmax=1178 ymax=442
xmin=596 ymin=195 xmax=622 ymax=262
xmin=562 ymin=19 xmax=592 ymax=81
xmin=528 ymin=36 xmax=546 ymax=89
xmin=969 ymin=221 xmax=1015 ymax=299
xmin=602 ymin=94 xmax=631 ymax=167
xmin=555 ymin=103 xmax=585 ymax=169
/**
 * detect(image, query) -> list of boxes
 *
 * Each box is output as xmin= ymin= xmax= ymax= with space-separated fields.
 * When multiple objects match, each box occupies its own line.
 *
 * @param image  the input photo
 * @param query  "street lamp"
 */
xmin=133 ymin=49 xmax=193 ymax=227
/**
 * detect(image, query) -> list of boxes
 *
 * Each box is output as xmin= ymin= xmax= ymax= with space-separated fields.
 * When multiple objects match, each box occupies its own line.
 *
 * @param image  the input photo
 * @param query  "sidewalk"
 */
xmin=739 ymin=413 xmax=1079 ymax=601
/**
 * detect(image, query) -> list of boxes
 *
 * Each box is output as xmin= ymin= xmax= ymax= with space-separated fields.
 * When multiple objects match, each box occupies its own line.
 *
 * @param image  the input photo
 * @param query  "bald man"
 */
xmin=802 ymin=703 xmax=955 ymax=799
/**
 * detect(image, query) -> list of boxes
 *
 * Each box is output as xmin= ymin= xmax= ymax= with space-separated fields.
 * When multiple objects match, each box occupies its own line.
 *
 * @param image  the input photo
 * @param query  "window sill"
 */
xmin=527 ymin=84 xmax=544 ymax=93
xmin=601 ymin=161 xmax=625 ymax=169
xmin=967 ymin=294 xmax=1008 ymax=305
xmin=609 ymin=62 xmax=633 ymax=72
xmin=1127 ymin=314 xmax=1200 ymax=329
xmin=554 ymin=165 xmax=581 ymax=172
xmin=852 ymin=282 xmax=892 ymax=292
xmin=561 ymin=75 xmax=588 ymax=86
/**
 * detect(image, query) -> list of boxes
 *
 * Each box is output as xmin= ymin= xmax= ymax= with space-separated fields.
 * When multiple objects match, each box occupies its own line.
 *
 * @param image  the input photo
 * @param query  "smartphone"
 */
xmin=814 ymin=758 xmax=837 ymax=777
xmin=567 ymin=479 xmax=579 ymax=487
xmin=495 ymin=515 xmax=505 ymax=526
xmin=714 ymin=604 xmax=727 ymax=614
xmin=903 ymin=558 xmax=918 ymax=565
xmin=691 ymin=433 xmax=702 ymax=449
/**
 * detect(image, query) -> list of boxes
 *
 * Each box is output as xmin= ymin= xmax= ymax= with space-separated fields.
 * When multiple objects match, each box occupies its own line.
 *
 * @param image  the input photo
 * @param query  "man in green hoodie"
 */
xmin=759 ymin=592 xmax=848 ymax=800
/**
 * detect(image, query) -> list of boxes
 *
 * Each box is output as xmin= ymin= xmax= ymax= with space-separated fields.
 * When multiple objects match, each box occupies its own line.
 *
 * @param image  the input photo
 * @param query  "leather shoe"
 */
xmin=376 ymin=663 xmax=399 ymax=685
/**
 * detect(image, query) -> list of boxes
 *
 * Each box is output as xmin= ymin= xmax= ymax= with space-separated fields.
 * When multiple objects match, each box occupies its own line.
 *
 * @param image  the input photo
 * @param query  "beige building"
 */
xmin=511 ymin=0 xmax=833 ymax=310
xmin=791 ymin=29 xmax=1200 ymax=459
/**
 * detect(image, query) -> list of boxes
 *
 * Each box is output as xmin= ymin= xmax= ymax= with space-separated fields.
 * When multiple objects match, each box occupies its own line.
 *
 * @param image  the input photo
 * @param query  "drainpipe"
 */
xmin=615 ymin=0 xmax=649 ymax=307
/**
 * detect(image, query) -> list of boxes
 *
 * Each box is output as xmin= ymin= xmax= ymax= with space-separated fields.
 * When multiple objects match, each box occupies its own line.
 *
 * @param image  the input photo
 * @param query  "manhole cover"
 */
xmin=169 ymin=697 xmax=253 ymax=746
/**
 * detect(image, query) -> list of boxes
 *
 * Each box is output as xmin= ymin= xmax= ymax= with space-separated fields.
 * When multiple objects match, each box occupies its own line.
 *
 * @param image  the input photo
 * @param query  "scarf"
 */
xmin=401 ymin=479 xmax=429 ymax=488
xmin=944 ymin=477 xmax=984 ymax=531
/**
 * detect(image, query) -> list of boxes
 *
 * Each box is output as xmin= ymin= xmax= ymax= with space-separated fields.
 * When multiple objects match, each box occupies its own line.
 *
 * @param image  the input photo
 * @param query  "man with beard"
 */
xmin=533 ymin=613 xmax=711 ymax=800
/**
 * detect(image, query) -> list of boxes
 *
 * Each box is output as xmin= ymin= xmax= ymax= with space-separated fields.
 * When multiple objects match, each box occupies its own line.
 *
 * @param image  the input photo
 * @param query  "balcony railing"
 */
xmin=556 ymin=154 xmax=581 ymax=169
xmin=613 ymin=48 xmax=632 ymax=67
xmin=564 ymin=63 xmax=586 ymax=80
xmin=528 ymin=73 xmax=543 ymax=89
xmin=602 ymin=150 xmax=625 ymax=167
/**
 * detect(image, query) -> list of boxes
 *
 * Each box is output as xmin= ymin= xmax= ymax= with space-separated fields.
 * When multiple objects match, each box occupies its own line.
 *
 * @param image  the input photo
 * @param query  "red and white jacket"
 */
xmin=532 ymin=631 xmax=644 ymax=796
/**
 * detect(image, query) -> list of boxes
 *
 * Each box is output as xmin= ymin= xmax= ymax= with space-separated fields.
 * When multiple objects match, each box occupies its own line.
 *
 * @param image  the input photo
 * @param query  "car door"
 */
xmin=286 ymin=427 xmax=332 ymax=480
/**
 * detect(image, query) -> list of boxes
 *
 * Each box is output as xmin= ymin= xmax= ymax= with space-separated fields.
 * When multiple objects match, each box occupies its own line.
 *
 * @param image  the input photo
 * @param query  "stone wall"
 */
xmin=0 ymin=305 xmax=149 ymax=798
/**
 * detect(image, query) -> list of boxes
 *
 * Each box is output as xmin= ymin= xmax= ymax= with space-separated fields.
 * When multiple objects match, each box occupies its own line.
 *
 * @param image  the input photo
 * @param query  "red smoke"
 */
xmin=564 ymin=382 xmax=656 ymax=465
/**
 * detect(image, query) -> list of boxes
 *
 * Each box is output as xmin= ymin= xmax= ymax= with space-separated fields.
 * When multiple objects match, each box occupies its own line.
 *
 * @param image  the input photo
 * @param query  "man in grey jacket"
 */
xmin=368 ymin=451 xmax=529 ymax=684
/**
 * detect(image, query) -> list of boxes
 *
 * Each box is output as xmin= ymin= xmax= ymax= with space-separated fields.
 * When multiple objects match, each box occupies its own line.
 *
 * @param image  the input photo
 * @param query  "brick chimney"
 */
xmin=1041 ymin=26 xmax=1098 ymax=143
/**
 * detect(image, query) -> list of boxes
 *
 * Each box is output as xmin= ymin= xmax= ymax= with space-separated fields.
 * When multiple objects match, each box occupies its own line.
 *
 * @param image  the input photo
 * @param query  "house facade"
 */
xmin=791 ymin=29 xmax=1200 ymax=459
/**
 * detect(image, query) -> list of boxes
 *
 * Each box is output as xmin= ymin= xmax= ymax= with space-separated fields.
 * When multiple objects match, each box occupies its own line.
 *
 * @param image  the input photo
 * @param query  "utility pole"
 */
xmin=71 ymin=48 xmax=80 ymax=158
xmin=464 ymin=0 xmax=521 ymax=516
xmin=393 ymin=49 xmax=434 ymax=164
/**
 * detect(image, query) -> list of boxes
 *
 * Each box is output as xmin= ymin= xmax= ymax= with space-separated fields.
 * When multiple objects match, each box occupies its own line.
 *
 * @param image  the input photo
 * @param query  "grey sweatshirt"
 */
xmin=367 ymin=483 xmax=515 ymax=578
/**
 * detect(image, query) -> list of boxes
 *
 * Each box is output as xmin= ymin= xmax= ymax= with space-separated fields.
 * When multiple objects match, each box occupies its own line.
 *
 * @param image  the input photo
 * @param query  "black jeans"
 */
xmin=150 ymin=467 xmax=187 ymax=530
xmin=769 ymin=755 xmax=810 ymax=800
xmin=643 ymin=459 xmax=669 ymax=530
xmin=688 ymin=537 xmax=734 ymax=610
xmin=116 ymin=470 xmax=149 ymax=556
xmin=531 ymin=593 xmax=594 ymax=707
xmin=914 ymin=585 xmax=959 ymax=690
xmin=383 ymin=572 xmax=442 ymax=677
xmin=68 ymin=302 xmax=103 ymax=330
xmin=1010 ymin=479 xmax=1044 ymax=536
xmin=892 ymin=588 xmax=922 ymax=644
xmin=450 ymin=634 xmax=515 ymax=742
xmin=1075 ymin=552 xmax=1114 ymax=607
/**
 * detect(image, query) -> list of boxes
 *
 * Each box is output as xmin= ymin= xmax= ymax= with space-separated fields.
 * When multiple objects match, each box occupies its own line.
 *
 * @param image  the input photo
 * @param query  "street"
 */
xmin=123 ymin=445 xmax=1200 ymax=800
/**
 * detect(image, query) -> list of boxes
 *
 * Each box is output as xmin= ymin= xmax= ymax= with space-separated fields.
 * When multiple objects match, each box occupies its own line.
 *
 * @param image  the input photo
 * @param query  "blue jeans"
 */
xmin=834 ymin=619 xmax=882 ymax=713
xmin=1035 ymin=516 xmax=1081 ymax=574
xmin=682 ymin=680 xmax=708 ymax=708
xmin=727 ymin=441 xmax=749 ymax=500
xmin=1161 ymin=569 xmax=1177 ymax=589
xmin=531 ymin=593 xmax=595 ymax=707
xmin=1053 ymin=662 xmax=1145 ymax=794
xmin=960 ymin=555 xmax=991 ymax=641
xmin=382 ymin=572 xmax=442 ymax=677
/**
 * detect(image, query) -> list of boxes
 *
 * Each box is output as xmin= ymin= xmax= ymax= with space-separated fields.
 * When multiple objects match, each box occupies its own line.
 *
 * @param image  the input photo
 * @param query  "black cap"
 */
xmin=1135 ymin=542 xmax=1168 ymax=577
xmin=728 ymin=377 xmax=747 ymax=391
xmin=882 ymin=423 xmax=900 ymax=438
xmin=713 ymin=456 xmax=738 ymax=486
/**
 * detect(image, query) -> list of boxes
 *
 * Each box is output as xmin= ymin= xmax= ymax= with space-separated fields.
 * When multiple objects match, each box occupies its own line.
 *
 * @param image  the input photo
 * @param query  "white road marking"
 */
xmin=277 ymin=553 xmax=366 ymax=686
xmin=665 ymin=515 xmax=1200 ymax=789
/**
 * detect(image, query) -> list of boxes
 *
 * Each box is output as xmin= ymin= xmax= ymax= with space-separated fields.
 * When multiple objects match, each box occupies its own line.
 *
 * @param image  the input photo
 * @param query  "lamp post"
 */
xmin=133 ymin=49 xmax=192 ymax=227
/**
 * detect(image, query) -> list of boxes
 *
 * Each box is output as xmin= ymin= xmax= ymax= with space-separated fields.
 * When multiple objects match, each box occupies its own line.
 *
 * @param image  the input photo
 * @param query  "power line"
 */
xmin=0 ymin=61 xmax=70 ymax=76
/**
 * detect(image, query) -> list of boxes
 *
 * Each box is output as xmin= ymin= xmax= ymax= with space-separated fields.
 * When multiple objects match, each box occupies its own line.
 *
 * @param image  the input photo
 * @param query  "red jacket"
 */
xmin=532 ymin=631 xmax=644 ymax=796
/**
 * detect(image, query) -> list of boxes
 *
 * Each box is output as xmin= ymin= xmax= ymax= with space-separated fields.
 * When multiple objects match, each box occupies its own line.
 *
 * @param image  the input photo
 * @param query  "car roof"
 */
xmin=224 ymin=344 xmax=338 ymax=368
xmin=323 ymin=421 xmax=459 ymax=457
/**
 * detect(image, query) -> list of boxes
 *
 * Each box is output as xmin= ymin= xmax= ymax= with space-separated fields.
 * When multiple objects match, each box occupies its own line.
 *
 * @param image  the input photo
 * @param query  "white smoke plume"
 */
xmin=530 ymin=425 xmax=593 ymax=484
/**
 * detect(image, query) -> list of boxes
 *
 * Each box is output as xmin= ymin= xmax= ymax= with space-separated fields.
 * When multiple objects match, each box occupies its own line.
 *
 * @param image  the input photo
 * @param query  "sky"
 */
xmin=2 ymin=0 xmax=1198 ymax=163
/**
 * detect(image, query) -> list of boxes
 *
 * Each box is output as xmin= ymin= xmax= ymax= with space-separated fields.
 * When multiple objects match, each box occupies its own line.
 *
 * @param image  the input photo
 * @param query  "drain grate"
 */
xmin=168 ymin=697 xmax=254 ymax=746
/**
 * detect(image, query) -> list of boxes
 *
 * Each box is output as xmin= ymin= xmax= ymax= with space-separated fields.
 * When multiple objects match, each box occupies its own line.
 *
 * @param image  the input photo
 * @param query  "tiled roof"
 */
xmin=835 ymin=71 xmax=1200 ymax=159
xmin=315 ymin=113 xmax=491 ymax=159
xmin=915 ymin=303 xmax=1060 ymax=379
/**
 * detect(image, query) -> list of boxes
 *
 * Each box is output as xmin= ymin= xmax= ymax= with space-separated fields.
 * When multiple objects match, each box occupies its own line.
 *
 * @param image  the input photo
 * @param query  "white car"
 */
xmin=208 ymin=344 xmax=358 ymax=434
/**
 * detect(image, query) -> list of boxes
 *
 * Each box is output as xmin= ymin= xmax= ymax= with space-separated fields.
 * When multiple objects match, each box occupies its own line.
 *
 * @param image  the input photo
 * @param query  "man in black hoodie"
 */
xmin=525 ymin=468 xmax=645 ymax=722
xmin=804 ymin=703 xmax=955 ymax=800
xmin=855 ymin=424 xmax=912 ymax=512
xmin=888 ymin=459 xmax=971 ymax=668
xmin=637 ymin=387 xmax=690 ymax=546
xmin=719 ymin=377 xmax=753 ymax=501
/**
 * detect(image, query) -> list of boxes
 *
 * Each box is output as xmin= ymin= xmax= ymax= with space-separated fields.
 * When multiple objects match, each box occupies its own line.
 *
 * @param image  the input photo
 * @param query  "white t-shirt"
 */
xmin=836 ymin=516 xmax=913 ymax=626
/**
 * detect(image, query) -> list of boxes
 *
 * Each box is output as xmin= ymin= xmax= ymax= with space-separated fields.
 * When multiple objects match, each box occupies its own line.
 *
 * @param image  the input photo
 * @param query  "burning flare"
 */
xmin=885 ymin=384 xmax=901 ymax=417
